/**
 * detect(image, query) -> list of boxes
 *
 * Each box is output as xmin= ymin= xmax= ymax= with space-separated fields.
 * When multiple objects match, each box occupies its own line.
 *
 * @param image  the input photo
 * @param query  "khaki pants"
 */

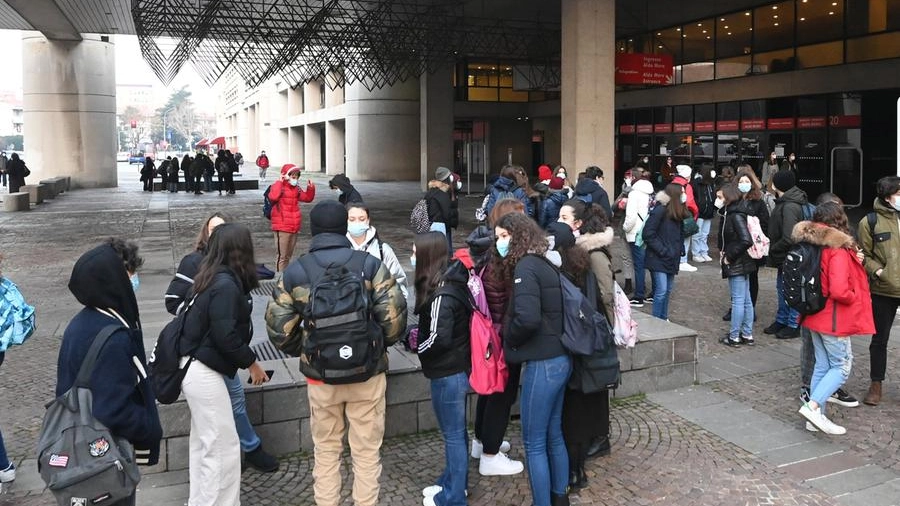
xmin=274 ymin=231 xmax=298 ymax=272
xmin=307 ymin=373 xmax=387 ymax=506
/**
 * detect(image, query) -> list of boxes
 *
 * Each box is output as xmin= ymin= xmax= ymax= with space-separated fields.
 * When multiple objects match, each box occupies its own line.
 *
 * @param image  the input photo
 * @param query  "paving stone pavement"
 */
xmin=1 ymin=164 xmax=898 ymax=505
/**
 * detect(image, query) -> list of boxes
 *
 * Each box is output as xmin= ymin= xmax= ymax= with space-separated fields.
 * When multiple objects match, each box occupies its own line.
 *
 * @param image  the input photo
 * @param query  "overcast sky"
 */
xmin=0 ymin=31 xmax=217 ymax=110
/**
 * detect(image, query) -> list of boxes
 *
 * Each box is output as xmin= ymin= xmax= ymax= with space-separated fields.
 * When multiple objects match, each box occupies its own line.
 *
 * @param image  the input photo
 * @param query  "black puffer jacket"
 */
xmin=415 ymin=261 xmax=472 ymax=379
xmin=164 ymin=250 xmax=203 ymax=314
xmin=179 ymin=266 xmax=256 ymax=378
xmin=425 ymin=181 xmax=457 ymax=228
xmin=767 ymin=186 xmax=808 ymax=267
xmin=504 ymin=254 xmax=565 ymax=364
xmin=718 ymin=201 xmax=758 ymax=278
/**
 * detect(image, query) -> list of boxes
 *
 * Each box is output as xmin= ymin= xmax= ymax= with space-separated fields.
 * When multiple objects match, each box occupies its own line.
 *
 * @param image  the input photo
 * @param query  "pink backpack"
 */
xmin=746 ymin=215 xmax=770 ymax=259
xmin=612 ymin=283 xmax=638 ymax=348
xmin=467 ymin=268 xmax=508 ymax=395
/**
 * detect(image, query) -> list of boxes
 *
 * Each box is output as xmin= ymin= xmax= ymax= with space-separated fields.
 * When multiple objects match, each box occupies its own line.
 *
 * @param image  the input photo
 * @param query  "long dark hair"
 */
xmin=495 ymin=212 xmax=548 ymax=272
xmin=664 ymin=183 xmax=690 ymax=221
xmin=719 ymin=182 xmax=742 ymax=206
xmin=813 ymin=201 xmax=853 ymax=238
xmin=414 ymin=232 xmax=449 ymax=310
xmin=195 ymin=211 xmax=232 ymax=251
xmin=193 ymin=223 xmax=259 ymax=294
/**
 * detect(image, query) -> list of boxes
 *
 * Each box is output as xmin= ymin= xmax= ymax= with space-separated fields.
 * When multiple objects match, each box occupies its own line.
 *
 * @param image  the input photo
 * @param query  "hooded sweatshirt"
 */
xmin=622 ymin=179 xmax=654 ymax=242
xmin=57 ymin=244 xmax=162 ymax=466
xmin=574 ymin=178 xmax=612 ymax=218
xmin=329 ymin=174 xmax=363 ymax=205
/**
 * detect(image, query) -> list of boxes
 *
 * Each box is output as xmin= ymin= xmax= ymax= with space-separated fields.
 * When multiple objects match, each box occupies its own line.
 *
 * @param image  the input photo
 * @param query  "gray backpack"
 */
xmin=36 ymin=325 xmax=141 ymax=505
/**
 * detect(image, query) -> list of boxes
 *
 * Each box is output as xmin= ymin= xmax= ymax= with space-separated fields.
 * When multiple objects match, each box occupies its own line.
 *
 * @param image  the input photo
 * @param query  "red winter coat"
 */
xmin=792 ymin=221 xmax=875 ymax=337
xmin=269 ymin=179 xmax=316 ymax=234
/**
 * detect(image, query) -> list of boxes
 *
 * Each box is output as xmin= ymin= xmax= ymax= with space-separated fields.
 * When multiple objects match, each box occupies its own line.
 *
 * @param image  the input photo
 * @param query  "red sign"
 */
xmin=673 ymin=122 xmax=692 ymax=133
xmin=742 ymin=119 xmax=766 ymax=131
xmin=798 ymin=116 xmax=827 ymax=128
xmin=615 ymin=53 xmax=675 ymax=86
xmin=717 ymin=120 xmax=739 ymax=131
xmin=654 ymin=123 xmax=672 ymax=133
xmin=694 ymin=121 xmax=715 ymax=132
xmin=829 ymin=115 xmax=861 ymax=128
xmin=768 ymin=118 xmax=795 ymax=130
xmin=636 ymin=124 xmax=653 ymax=134
xmin=619 ymin=125 xmax=636 ymax=134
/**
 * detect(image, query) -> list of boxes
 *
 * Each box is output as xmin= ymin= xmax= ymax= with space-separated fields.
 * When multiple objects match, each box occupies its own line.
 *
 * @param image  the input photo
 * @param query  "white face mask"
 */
xmin=680 ymin=193 xmax=687 ymax=204
xmin=710 ymin=170 xmax=717 ymax=179
xmin=892 ymin=198 xmax=900 ymax=212
xmin=714 ymin=198 xmax=725 ymax=209
xmin=456 ymin=180 xmax=463 ymax=191
xmin=624 ymin=178 xmax=633 ymax=187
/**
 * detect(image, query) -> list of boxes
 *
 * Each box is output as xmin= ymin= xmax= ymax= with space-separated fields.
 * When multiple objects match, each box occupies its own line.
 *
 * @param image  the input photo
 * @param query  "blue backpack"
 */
xmin=0 ymin=277 xmax=35 ymax=352
xmin=263 ymin=185 xmax=274 ymax=219
xmin=537 ymin=256 xmax=612 ymax=355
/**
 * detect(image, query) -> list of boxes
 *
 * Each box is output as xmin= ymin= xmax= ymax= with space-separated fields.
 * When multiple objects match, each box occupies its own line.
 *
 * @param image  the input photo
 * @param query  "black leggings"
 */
xmin=749 ymin=269 xmax=759 ymax=308
xmin=870 ymin=293 xmax=900 ymax=381
xmin=562 ymin=389 xmax=609 ymax=464
xmin=474 ymin=363 xmax=521 ymax=454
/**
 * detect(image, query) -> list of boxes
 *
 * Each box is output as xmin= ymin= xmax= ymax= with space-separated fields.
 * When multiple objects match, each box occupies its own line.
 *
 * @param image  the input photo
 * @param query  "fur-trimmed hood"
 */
xmin=575 ymin=226 xmax=614 ymax=251
xmin=655 ymin=191 xmax=671 ymax=205
xmin=428 ymin=179 xmax=450 ymax=191
xmin=791 ymin=221 xmax=855 ymax=249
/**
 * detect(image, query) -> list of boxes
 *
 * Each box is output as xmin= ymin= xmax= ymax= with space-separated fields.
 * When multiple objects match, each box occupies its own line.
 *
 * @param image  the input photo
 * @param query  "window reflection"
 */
xmin=798 ymin=0 xmax=844 ymax=44
xmin=754 ymin=1 xmax=794 ymax=52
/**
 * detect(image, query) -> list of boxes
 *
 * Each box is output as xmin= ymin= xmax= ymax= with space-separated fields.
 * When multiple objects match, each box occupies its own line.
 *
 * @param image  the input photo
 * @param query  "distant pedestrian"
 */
xmin=256 ymin=151 xmax=270 ymax=180
xmin=215 ymin=150 xmax=227 ymax=195
xmin=167 ymin=156 xmax=180 ymax=192
xmin=269 ymin=164 xmax=316 ymax=271
xmin=0 ymin=151 xmax=7 ymax=187
xmin=190 ymin=154 xmax=205 ymax=194
xmin=140 ymin=157 xmax=155 ymax=192
xmin=328 ymin=174 xmax=363 ymax=205
xmin=57 ymin=238 xmax=164 ymax=505
xmin=202 ymin=153 xmax=215 ymax=192
xmin=224 ymin=150 xmax=237 ymax=194
xmin=6 ymin=153 xmax=28 ymax=193
xmin=182 ymin=153 xmax=194 ymax=192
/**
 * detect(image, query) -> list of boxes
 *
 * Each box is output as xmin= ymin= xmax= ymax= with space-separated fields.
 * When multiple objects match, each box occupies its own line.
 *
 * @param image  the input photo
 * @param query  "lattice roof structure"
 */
xmin=131 ymin=0 xmax=561 ymax=90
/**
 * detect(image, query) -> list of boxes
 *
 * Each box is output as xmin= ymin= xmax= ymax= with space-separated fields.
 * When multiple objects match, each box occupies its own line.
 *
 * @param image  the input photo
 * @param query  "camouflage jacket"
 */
xmin=265 ymin=233 xmax=408 ymax=381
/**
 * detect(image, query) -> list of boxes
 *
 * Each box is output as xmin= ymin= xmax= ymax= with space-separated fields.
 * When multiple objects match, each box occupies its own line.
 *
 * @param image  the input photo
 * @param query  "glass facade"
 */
xmin=456 ymin=61 xmax=560 ymax=102
xmin=617 ymin=0 xmax=900 ymax=86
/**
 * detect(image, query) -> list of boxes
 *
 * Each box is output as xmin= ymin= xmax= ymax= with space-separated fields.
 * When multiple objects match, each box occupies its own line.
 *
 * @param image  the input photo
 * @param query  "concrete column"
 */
xmin=22 ymin=34 xmax=116 ymax=188
xmin=344 ymin=80 xmax=420 ymax=181
xmin=304 ymin=124 xmax=322 ymax=173
xmin=420 ymin=67 xmax=454 ymax=189
xmin=288 ymin=126 xmax=304 ymax=163
xmin=561 ymin=0 xmax=615 ymax=196
xmin=325 ymin=120 xmax=345 ymax=175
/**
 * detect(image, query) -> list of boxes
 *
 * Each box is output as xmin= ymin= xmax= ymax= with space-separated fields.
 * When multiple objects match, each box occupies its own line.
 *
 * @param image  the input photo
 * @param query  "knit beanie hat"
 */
xmin=772 ymin=170 xmax=796 ymax=193
xmin=549 ymin=176 xmax=566 ymax=190
xmin=546 ymin=222 xmax=576 ymax=250
xmin=538 ymin=165 xmax=553 ymax=181
xmin=435 ymin=166 xmax=451 ymax=182
xmin=676 ymin=164 xmax=692 ymax=179
xmin=309 ymin=201 xmax=348 ymax=236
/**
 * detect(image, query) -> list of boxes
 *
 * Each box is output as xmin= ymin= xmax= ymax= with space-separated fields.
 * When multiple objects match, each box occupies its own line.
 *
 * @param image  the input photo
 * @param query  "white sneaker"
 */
xmin=693 ymin=256 xmax=708 ymax=263
xmin=470 ymin=439 xmax=510 ymax=459
xmin=805 ymin=421 xmax=819 ymax=432
xmin=0 ymin=463 xmax=15 ymax=483
xmin=423 ymin=485 xmax=442 ymax=498
xmin=798 ymin=403 xmax=846 ymax=435
xmin=679 ymin=262 xmax=698 ymax=272
xmin=423 ymin=495 xmax=437 ymax=506
xmin=479 ymin=452 xmax=525 ymax=476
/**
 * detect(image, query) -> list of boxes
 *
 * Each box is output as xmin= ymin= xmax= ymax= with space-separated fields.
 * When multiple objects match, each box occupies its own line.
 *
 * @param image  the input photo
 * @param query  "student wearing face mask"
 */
xmin=328 ymin=173 xmax=363 ymax=205
xmin=858 ymin=176 xmax=900 ymax=406
xmin=270 ymin=164 xmax=316 ymax=271
xmin=346 ymin=203 xmax=408 ymax=299
xmin=641 ymin=184 xmax=690 ymax=320
xmin=425 ymin=167 xmax=459 ymax=250
xmin=781 ymin=153 xmax=798 ymax=172
xmin=715 ymin=183 xmax=757 ymax=347
xmin=690 ymin=166 xmax=718 ymax=264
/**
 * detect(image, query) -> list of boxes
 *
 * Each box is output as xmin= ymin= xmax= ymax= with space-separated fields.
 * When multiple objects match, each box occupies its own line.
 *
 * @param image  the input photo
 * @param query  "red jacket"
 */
xmin=269 ymin=179 xmax=315 ymax=233
xmin=792 ymin=221 xmax=875 ymax=337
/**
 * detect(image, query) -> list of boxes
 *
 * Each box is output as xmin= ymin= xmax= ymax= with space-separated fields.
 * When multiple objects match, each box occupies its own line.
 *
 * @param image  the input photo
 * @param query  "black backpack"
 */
xmin=538 ymin=256 xmax=613 ymax=355
xmin=298 ymin=251 xmax=383 ymax=384
xmin=782 ymin=242 xmax=826 ymax=315
xmin=263 ymin=185 xmax=274 ymax=219
xmin=148 ymin=296 xmax=204 ymax=404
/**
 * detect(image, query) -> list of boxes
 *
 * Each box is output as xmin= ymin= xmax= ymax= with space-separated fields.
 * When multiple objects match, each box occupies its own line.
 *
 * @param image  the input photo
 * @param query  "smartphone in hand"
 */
xmin=248 ymin=370 xmax=275 ymax=384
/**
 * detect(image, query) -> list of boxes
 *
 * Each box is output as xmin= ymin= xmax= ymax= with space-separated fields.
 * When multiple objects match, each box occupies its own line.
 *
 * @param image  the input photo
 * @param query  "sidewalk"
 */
xmin=2 ymin=164 xmax=899 ymax=505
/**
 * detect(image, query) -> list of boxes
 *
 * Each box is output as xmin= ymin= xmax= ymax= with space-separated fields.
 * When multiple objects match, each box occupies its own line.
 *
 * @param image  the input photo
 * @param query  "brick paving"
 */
xmin=0 ymin=164 xmax=893 ymax=505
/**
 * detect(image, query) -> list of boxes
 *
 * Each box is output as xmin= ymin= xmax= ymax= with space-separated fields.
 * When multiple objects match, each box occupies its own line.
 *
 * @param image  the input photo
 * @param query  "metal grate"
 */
xmin=251 ymin=278 xmax=278 ymax=297
xmin=252 ymin=340 xmax=289 ymax=361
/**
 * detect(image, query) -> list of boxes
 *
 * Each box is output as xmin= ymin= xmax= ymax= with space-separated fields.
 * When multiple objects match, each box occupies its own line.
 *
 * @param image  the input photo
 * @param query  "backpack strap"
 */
xmin=867 ymin=212 xmax=877 ymax=238
xmin=74 ymin=324 xmax=125 ymax=388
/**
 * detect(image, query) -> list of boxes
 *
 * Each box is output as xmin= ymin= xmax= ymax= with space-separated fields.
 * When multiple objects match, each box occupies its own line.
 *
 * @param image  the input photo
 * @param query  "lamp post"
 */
xmin=162 ymin=107 xmax=174 ymax=152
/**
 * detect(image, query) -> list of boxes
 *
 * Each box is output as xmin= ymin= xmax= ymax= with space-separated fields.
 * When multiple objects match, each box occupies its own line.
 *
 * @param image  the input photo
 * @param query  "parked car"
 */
xmin=117 ymin=151 xmax=129 ymax=162
xmin=129 ymin=152 xmax=146 ymax=165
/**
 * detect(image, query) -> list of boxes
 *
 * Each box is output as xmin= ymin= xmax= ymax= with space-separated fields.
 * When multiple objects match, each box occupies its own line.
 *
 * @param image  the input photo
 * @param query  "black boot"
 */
xmin=244 ymin=446 xmax=279 ymax=472
xmin=551 ymin=493 xmax=570 ymax=506
xmin=586 ymin=436 xmax=610 ymax=458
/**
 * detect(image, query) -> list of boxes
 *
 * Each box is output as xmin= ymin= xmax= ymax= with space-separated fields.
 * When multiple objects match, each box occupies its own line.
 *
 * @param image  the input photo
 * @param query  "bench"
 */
xmin=39 ymin=177 xmax=68 ymax=197
xmin=21 ymin=184 xmax=50 ymax=205
xmin=3 ymin=192 xmax=30 ymax=211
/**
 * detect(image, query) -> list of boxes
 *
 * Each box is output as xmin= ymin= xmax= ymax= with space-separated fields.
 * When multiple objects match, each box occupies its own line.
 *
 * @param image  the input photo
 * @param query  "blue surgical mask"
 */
xmin=348 ymin=222 xmax=369 ymax=237
xmin=496 ymin=238 xmax=510 ymax=258
xmin=738 ymin=182 xmax=752 ymax=194
xmin=289 ymin=178 xmax=299 ymax=187
xmin=130 ymin=274 xmax=140 ymax=292
xmin=410 ymin=256 xmax=417 ymax=268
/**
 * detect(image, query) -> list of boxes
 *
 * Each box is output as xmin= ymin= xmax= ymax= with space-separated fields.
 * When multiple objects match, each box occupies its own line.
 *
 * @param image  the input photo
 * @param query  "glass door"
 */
xmin=831 ymin=147 xmax=863 ymax=208
xmin=797 ymin=131 xmax=827 ymax=199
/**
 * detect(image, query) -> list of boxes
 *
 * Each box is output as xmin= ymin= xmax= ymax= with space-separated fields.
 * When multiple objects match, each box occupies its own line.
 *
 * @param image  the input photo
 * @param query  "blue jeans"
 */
xmin=650 ymin=271 xmax=675 ymax=320
xmin=521 ymin=355 xmax=572 ymax=506
xmin=630 ymin=242 xmax=647 ymax=299
xmin=224 ymin=373 xmax=261 ymax=453
xmin=775 ymin=267 xmax=799 ymax=328
xmin=809 ymin=331 xmax=853 ymax=415
xmin=429 ymin=372 xmax=469 ymax=506
xmin=0 ymin=352 xmax=7 ymax=469
xmin=728 ymin=274 xmax=754 ymax=340
xmin=203 ymin=173 xmax=213 ymax=192
xmin=691 ymin=218 xmax=712 ymax=258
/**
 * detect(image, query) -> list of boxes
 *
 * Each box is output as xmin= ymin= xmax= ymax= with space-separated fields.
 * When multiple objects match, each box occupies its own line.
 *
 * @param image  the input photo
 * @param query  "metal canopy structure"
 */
xmin=131 ymin=0 xmax=562 ymax=90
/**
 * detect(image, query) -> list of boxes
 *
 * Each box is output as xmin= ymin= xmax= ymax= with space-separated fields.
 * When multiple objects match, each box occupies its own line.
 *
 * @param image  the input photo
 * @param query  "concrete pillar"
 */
xmin=22 ymin=34 xmax=116 ymax=188
xmin=288 ymin=126 xmax=304 ymax=163
xmin=344 ymin=80 xmax=420 ymax=181
xmin=304 ymin=124 xmax=322 ymax=173
xmin=420 ymin=68 xmax=454 ymax=189
xmin=325 ymin=120 xmax=345 ymax=175
xmin=561 ymin=0 xmax=615 ymax=196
